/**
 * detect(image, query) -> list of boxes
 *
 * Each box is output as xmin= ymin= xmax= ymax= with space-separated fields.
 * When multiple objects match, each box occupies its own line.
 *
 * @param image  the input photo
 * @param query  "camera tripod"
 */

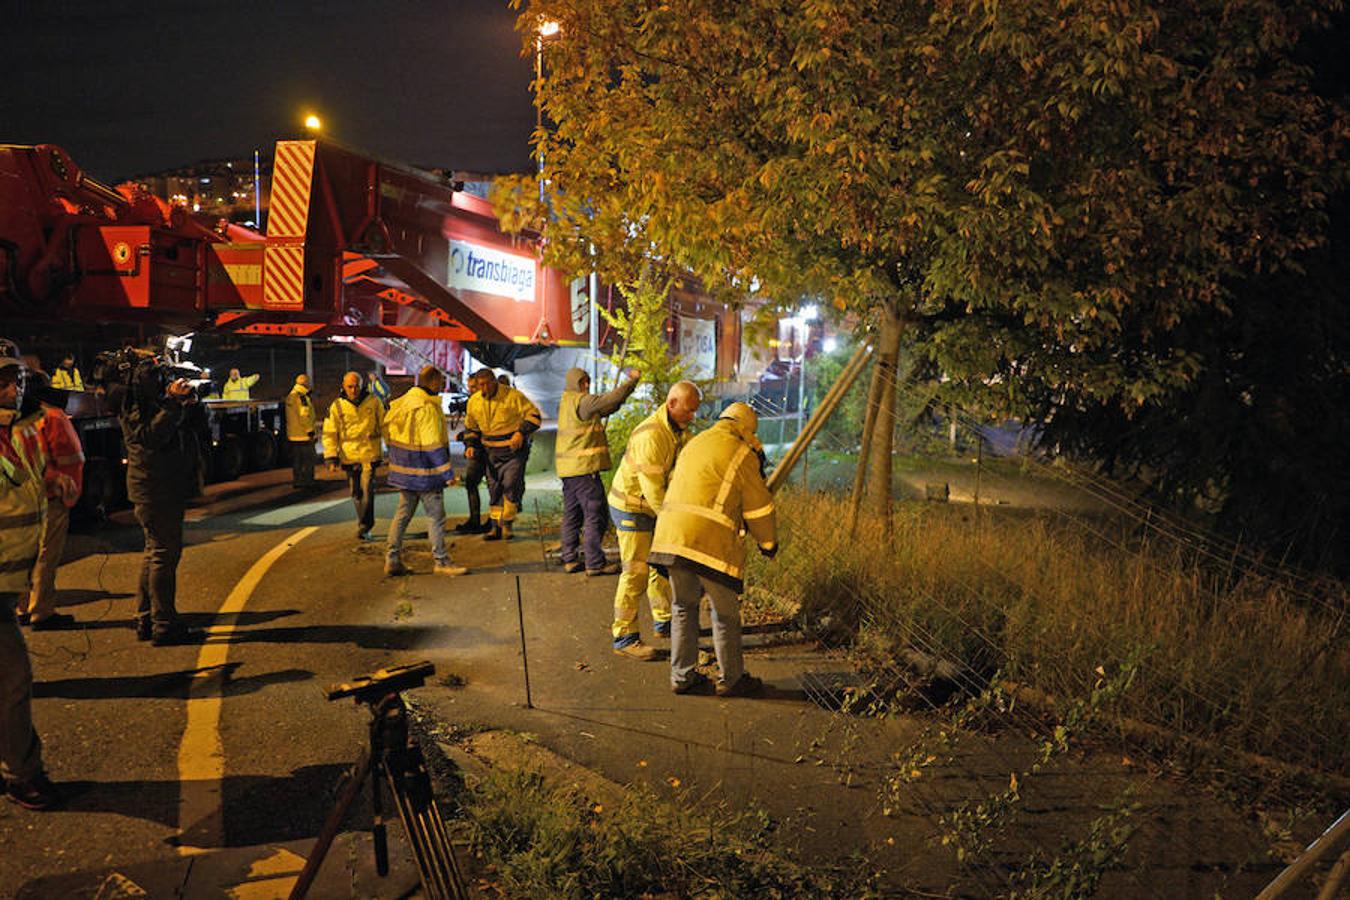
xmin=289 ymin=662 xmax=468 ymax=900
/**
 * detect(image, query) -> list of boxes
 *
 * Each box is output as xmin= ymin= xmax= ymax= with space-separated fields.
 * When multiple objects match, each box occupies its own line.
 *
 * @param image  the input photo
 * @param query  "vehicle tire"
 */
xmin=213 ymin=435 xmax=246 ymax=482
xmin=76 ymin=457 xmax=120 ymax=519
xmin=246 ymin=431 xmax=278 ymax=471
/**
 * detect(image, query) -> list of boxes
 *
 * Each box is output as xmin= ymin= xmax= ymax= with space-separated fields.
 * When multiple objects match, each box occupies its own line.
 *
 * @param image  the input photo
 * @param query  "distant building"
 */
xmin=129 ymin=156 xmax=271 ymax=229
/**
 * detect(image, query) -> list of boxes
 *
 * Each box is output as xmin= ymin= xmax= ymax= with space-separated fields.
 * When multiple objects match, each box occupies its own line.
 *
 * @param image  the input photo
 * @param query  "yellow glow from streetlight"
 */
xmin=303 ymin=113 xmax=323 ymax=132
xmin=538 ymin=19 xmax=561 ymax=38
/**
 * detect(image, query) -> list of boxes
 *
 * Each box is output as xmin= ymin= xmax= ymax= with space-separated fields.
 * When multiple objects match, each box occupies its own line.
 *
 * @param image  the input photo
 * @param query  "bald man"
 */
xmin=322 ymin=371 xmax=386 ymax=540
xmin=606 ymin=381 xmax=701 ymax=661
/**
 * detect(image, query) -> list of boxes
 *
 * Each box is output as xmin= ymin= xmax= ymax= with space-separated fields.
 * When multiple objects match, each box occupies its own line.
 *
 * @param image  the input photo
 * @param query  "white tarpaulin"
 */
xmin=679 ymin=316 xmax=717 ymax=380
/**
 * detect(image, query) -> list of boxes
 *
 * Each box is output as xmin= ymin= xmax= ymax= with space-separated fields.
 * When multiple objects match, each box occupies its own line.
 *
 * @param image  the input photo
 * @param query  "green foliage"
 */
xmin=1009 ymin=793 xmax=1142 ymax=899
xmin=466 ymin=768 xmax=881 ymax=898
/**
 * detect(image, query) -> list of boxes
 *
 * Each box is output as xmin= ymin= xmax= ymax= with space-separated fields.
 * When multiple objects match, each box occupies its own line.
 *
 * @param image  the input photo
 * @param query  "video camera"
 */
xmin=90 ymin=346 xmax=213 ymax=398
xmin=327 ymin=661 xmax=436 ymax=704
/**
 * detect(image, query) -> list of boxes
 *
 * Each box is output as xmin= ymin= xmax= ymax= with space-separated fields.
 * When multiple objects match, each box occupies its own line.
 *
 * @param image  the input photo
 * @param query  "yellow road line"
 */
xmin=176 ymin=526 xmax=318 ymax=854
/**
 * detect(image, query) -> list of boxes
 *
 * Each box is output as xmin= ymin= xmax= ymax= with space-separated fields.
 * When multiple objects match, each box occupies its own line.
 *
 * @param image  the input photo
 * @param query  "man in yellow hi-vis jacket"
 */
xmin=463 ymin=368 xmax=541 ymax=541
xmin=221 ymin=368 xmax=260 ymax=401
xmin=323 ymin=371 xmax=385 ymax=541
xmin=649 ymin=402 xmax=777 ymax=697
xmin=555 ymin=366 xmax=639 ymax=575
xmin=606 ymin=381 xmax=701 ymax=661
xmin=284 ymin=374 xmax=316 ymax=488
xmin=0 ymin=342 xmax=60 ymax=809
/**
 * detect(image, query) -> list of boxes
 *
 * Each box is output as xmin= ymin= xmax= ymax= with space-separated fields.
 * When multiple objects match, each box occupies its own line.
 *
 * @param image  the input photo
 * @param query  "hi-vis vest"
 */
xmin=464 ymin=385 xmax=541 ymax=452
xmin=607 ymin=407 xmax=687 ymax=517
xmin=285 ymin=386 xmax=315 ymax=440
xmin=555 ymin=389 xmax=611 ymax=478
xmin=222 ymin=374 xmax=260 ymax=400
xmin=384 ymin=387 xmax=453 ymax=492
xmin=648 ymin=420 xmax=777 ymax=590
xmin=0 ymin=418 xmax=47 ymax=593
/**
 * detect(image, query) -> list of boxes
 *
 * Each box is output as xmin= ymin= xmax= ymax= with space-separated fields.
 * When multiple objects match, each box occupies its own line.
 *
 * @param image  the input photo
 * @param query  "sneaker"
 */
xmin=613 ymin=640 xmax=660 ymax=662
xmin=452 ymin=519 xmax=482 ymax=535
xmin=30 ymin=612 xmax=77 ymax=631
xmin=716 ymin=674 xmax=764 ymax=698
xmin=652 ymin=620 xmax=671 ymax=639
xmin=562 ymin=561 xmax=585 ymax=574
xmin=433 ymin=563 xmax=469 ymax=576
xmin=151 ymin=622 xmax=197 ymax=647
xmin=672 ymin=671 xmax=712 ymax=695
xmin=385 ymin=561 xmax=413 ymax=577
xmin=356 ymin=530 xmax=376 ymax=542
xmin=7 ymin=774 xmax=61 ymax=811
xmin=586 ymin=563 xmax=621 ymax=577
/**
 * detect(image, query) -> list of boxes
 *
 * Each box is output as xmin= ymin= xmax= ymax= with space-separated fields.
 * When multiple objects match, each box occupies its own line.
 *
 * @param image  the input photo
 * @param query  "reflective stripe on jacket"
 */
xmin=464 ymin=385 xmax=541 ymax=450
xmin=384 ymin=386 xmax=453 ymax=492
xmin=38 ymin=407 xmax=83 ymax=505
xmin=648 ymin=420 xmax=777 ymax=592
xmin=606 ymin=407 xmax=687 ymax=516
xmin=221 ymin=374 xmax=259 ymax=400
xmin=322 ymin=393 xmax=384 ymax=465
xmin=285 ymin=386 xmax=315 ymax=440
xmin=555 ymin=389 xmax=611 ymax=477
xmin=0 ymin=415 xmax=47 ymax=592
xmin=51 ymin=367 xmax=83 ymax=391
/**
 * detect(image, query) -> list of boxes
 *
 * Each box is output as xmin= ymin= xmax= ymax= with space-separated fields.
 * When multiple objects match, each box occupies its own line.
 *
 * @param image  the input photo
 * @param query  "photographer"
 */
xmin=113 ymin=352 xmax=208 ymax=646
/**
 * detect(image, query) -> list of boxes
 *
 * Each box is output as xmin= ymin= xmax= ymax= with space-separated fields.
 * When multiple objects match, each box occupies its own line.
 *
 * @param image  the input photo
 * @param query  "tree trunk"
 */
xmin=865 ymin=305 xmax=904 ymax=538
xmin=847 ymin=350 xmax=885 ymax=535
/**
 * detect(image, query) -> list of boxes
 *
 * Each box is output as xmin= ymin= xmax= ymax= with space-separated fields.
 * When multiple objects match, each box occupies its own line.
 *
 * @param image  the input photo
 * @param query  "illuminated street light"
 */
xmin=538 ymin=19 xmax=561 ymax=38
xmin=304 ymin=113 xmax=323 ymax=132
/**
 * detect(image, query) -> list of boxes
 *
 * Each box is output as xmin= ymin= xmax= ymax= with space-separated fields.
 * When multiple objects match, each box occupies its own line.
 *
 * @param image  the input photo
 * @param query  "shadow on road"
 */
xmin=208 ymin=623 xmax=506 ymax=651
xmin=35 ymin=663 xmax=314 ymax=700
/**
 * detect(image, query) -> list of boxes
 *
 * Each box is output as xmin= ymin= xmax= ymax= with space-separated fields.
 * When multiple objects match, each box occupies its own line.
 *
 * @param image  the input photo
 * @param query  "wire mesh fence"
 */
xmin=741 ymin=348 xmax=1350 ymax=896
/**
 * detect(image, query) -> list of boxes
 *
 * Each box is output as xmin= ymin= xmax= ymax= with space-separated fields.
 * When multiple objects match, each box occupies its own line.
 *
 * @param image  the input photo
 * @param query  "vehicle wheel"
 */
xmin=246 ymin=431 xmax=278 ymax=471
xmin=76 ymin=457 xmax=120 ymax=519
xmin=213 ymin=435 xmax=246 ymax=482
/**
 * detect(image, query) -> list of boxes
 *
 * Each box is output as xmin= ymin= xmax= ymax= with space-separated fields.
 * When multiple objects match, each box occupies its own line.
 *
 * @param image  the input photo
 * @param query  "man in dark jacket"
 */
xmin=118 ymin=358 xmax=207 ymax=646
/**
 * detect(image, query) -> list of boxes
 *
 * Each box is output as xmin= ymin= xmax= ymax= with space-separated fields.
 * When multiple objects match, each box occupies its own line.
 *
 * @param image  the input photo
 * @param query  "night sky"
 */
xmin=3 ymin=0 xmax=535 ymax=181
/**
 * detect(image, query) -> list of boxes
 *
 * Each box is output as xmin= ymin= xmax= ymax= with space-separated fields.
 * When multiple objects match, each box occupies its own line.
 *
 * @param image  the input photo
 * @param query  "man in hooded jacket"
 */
xmin=555 ymin=366 xmax=640 ymax=575
xmin=284 ymin=374 xmax=316 ymax=488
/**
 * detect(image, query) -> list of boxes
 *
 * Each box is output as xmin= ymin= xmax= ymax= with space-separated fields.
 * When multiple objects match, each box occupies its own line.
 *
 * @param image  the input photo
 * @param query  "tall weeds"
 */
xmin=747 ymin=491 xmax=1349 ymax=775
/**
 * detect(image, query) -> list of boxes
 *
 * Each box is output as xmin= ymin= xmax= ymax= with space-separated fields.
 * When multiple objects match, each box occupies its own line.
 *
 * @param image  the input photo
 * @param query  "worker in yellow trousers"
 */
xmin=607 ymin=381 xmax=701 ymax=661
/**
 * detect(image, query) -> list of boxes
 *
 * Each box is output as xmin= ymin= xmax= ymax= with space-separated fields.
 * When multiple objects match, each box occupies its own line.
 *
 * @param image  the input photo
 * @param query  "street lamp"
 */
xmin=303 ymin=113 xmax=323 ymax=132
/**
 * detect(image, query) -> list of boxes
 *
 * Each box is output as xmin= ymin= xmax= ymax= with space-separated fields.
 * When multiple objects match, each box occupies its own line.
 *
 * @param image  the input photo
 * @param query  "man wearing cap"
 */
xmin=649 ymin=402 xmax=778 ymax=697
xmin=463 ymin=368 xmax=542 ymax=541
xmin=0 ymin=340 xmax=60 ymax=809
xmin=555 ymin=366 xmax=640 ymax=576
xmin=284 ymin=374 xmax=317 ymax=488
xmin=606 ymin=381 xmax=701 ymax=661
xmin=22 ymin=372 xmax=84 ymax=631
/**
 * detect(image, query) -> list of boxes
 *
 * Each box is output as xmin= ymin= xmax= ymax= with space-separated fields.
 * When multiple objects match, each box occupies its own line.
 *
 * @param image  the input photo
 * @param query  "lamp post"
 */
xmin=534 ymin=20 xmax=559 ymax=204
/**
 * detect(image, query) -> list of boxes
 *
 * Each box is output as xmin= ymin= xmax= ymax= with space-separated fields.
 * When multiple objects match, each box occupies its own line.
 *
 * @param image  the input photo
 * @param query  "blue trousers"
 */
xmin=560 ymin=473 xmax=607 ymax=570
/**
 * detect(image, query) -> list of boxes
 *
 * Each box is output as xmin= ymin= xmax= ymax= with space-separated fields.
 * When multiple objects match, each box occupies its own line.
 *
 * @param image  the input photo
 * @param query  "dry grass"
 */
xmin=747 ymin=491 xmax=1350 ymax=775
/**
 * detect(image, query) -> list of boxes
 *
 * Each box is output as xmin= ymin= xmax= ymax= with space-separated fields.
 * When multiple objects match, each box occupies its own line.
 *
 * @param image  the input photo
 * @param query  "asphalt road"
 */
xmin=4 ymin=472 xmax=495 ymax=898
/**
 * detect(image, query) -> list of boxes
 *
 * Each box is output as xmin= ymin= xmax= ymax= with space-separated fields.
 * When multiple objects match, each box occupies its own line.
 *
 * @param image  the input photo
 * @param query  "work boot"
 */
xmin=6 ymin=774 xmax=61 ymax=811
xmin=613 ymin=640 xmax=660 ymax=662
xmin=715 ymin=674 xmax=764 ymax=698
xmin=652 ymin=620 xmax=671 ymax=639
xmin=151 ymin=622 xmax=197 ymax=647
xmin=29 ymin=612 xmax=77 ymax=631
xmin=385 ymin=560 xmax=413 ymax=577
xmin=135 ymin=618 xmax=152 ymax=642
xmin=562 ymin=561 xmax=585 ymax=574
xmin=586 ymin=562 xmax=621 ymax=577
xmin=433 ymin=562 xmax=469 ymax=576
xmin=452 ymin=518 xmax=481 ymax=535
xmin=672 ymin=671 xmax=712 ymax=695
xmin=483 ymin=523 xmax=503 ymax=542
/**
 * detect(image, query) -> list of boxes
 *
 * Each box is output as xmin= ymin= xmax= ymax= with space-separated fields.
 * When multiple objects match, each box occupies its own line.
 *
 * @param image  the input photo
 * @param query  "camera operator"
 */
xmin=116 ymin=356 xmax=208 ymax=646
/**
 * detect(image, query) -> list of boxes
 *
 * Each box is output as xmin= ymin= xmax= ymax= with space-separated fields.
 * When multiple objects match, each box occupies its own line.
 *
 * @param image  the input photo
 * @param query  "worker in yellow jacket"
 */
xmin=284 ymin=374 xmax=316 ymax=488
xmin=221 ymin=368 xmax=260 ymax=401
xmin=0 ymin=341 xmax=60 ymax=809
xmin=322 ymin=371 xmax=385 ymax=540
xmin=649 ymin=402 xmax=777 ymax=697
xmin=50 ymin=355 xmax=83 ymax=392
xmin=607 ymin=381 xmax=701 ymax=661
xmin=555 ymin=365 xmax=639 ymax=575
xmin=463 ymin=368 xmax=541 ymax=541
